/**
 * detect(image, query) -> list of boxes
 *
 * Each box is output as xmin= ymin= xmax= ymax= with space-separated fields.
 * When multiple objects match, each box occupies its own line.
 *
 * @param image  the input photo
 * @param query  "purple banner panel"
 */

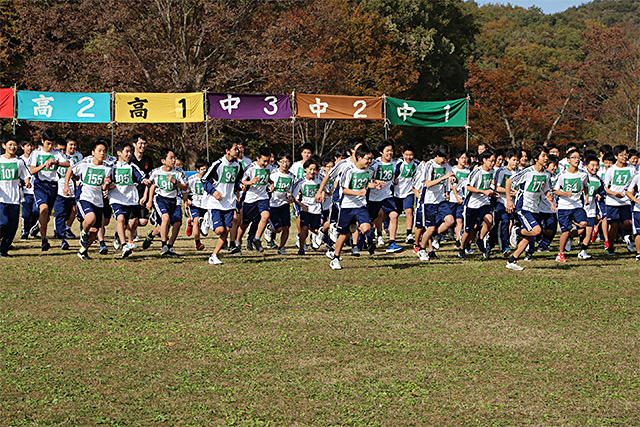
xmin=208 ymin=93 xmax=291 ymax=120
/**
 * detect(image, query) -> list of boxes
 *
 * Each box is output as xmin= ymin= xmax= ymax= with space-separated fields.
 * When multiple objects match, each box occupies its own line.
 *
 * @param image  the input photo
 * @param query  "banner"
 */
xmin=386 ymin=97 xmax=467 ymax=127
xmin=0 ymin=88 xmax=13 ymax=118
xmin=295 ymin=94 xmax=383 ymax=120
xmin=115 ymin=92 xmax=204 ymax=123
xmin=208 ymin=93 xmax=291 ymax=120
xmin=17 ymin=91 xmax=110 ymax=123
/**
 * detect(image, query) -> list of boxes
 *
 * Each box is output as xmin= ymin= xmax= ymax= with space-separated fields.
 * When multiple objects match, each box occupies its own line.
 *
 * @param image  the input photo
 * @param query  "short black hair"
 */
xmin=303 ymin=156 xmax=321 ymax=170
xmin=402 ymin=144 xmax=415 ymax=154
xmin=220 ymin=137 xmax=238 ymax=152
xmin=434 ymin=144 xmax=450 ymax=159
xmin=1 ymin=134 xmax=18 ymax=145
xmin=132 ymin=133 xmax=146 ymax=144
xmin=65 ymin=132 xmax=79 ymax=142
xmin=92 ymin=137 xmax=109 ymax=152
xmin=42 ymin=128 xmax=58 ymax=142
xmin=599 ymin=144 xmax=612 ymax=154
xmin=300 ymin=143 xmax=314 ymax=153
xmin=355 ymin=143 xmax=374 ymax=160
xmin=629 ymin=149 xmax=639 ymax=158
xmin=566 ymin=148 xmax=581 ymax=158
xmin=256 ymin=145 xmax=272 ymax=159
xmin=159 ymin=147 xmax=175 ymax=160
xmin=613 ymin=144 xmax=628 ymax=156
xmin=116 ymin=141 xmax=133 ymax=153
xmin=547 ymin=154 xmax=559 ymax=165
xmin=585 ymin=155 xmax=599 ymax=165
xmin=531 ymin=145 xmax=548 ymax=162
xmin=276 ymin=151 xmax=292 ymax=163
xmin=479 ymin=149 xmax=496 ymax=162
xmin=195 ymin=159 xmax=208 ymax=169
xmin=504 ymin=148 xmax=519 ymax=159
xmin=377 ymin=139 xmax=394 ymax=155
xmin=603 ymin=152 xmax=615 ymax=163
xmin=54 ymin=137 xmax=66 ymax=148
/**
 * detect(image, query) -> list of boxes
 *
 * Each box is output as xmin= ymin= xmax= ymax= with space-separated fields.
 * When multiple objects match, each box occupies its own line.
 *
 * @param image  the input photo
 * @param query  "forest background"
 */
xmin=1 ymin=0 xmax=639 ymax=167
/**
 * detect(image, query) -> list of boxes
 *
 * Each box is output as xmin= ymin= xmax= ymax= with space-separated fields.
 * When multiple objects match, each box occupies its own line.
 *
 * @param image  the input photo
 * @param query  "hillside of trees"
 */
xmin=1 ymin=0 xmax=639 ymax=164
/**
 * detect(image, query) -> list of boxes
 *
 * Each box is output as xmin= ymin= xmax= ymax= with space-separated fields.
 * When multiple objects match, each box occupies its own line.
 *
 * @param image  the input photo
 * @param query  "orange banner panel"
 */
xmin=295 ymin=94 xmax=382 ymax=120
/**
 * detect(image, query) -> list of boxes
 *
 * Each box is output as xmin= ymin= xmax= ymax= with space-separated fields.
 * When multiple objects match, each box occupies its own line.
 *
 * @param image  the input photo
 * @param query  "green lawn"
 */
xmin=1 ymin=224 xmax=639 ymax=426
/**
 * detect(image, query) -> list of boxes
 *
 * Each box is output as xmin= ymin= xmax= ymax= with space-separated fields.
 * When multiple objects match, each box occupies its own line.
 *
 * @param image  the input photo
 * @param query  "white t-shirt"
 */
xmin=604 ymin=164 xmax=635 ymax=206
xmin=72 ymin=161 xmax=112 ymax=207
xmin=511 ymin=166 xmax=552 ymax=213
xmin=290 ymin=160 xmax=307 ymax=180
xmin=28 ymin=148 xmax=67 ymax=182
xmin=393 ymin=158 xmax=419 ymax=198
xmin=420 ymin=159 xmax=452 ymax=205
xmin=0 ymin=156 xmax=31 ymax=204
xmin=625 ymin=173 xmax=640 ymax=213
xmin=269 ymin=170 xmax=295 ymax=208
xmin=201 ymin=156 xmax=242 ymax=211
xmin=494 ymin=166 xmax=515 ymax=206
xmin=109 ymin=161 xmax=146 ymax=206
xmin=554 ymin=170 xmax=589 ymax=210
xmin=465 ymin=167 xmax=494 ymax=209
xmin=292 ymin=176 xmax=322 ymax=214
xmin=340 ymin=167 xmax=372 ymax=209
xmin=368 ymin=158 xmax=395 ymax=202
xmin=20 ymin=155 xmax=34 ymax=195
xmin=242 ymin=162 xmax=270 ymax=204
xmin=449 ymin=166 xmax=470 ymax=203
xmin=149 ymin=167 xmax=187 ymax=199
xmin=585 ymin=173 xmax=603 ymax=217
xmin=187 ymin=174 xmax=205 ymax=208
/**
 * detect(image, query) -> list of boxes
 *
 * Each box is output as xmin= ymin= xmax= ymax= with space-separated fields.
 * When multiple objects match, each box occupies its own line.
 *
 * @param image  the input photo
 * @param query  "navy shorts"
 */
xmin=423 ymin=202 xmax=450 ymax=228
xmin=111 ymin=203 xmax=141 ymax=221
xmin=557 ymin=208 xmax=588 ymax=232
xmin=210 ymin=209 xmax=234 ymax=229
xmin=633 ymin=211 xmax=640 ymax=235
xmin=414 ymin=204 xmax=425 ymax=229
xmin=102 ymin=196 xmax=112 ymax=219
xmin=242 ymin=199 xmax=270 ymax=225
xmin=153 ymin=195 xmax=181 ymax=225
xmin=394 ymin=194 xmax=415 ymax=213
xmin=76 ymin=200 xmax=103 ymax=226
xmin=270 ymin=204 xmax=291 ymax=230
xmin=516 ymin=209 xmax=542 ymax=232
xmin=33 ymin=179 xmax=57 ymax=209
xmin=538 ymin=212 xmax=557 ymax=232
xmin=587 ymin=216 xmax=596 ymax=228
xmin=463 ymin=204 xmax=492 ymax=233
xmin=368 ymin=198 xmax=396 ymax=220
xmin=337 ymin=207 xmax=370 ymax=235
xmin=597 ymin=200 xmax=607 ymax=218
xmin=188 ymin=205 xmax=207 ymax=219
xmin=606 ymin=205 xmax=631 ymax=224
xmin=299 ymin=211 xmax=322 ymax=231
xmin=448 ymin=201 xmax=464 ymax=221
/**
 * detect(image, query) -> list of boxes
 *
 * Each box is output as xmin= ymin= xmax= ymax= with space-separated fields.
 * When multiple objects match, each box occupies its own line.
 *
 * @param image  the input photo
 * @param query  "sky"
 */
xmin=475 ymin=0 xmax=590 ymax=14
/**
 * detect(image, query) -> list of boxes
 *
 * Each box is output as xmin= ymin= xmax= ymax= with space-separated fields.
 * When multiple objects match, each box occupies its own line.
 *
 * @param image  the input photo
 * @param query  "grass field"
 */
xmin=1 ymin=222 xmax=640 ymax=426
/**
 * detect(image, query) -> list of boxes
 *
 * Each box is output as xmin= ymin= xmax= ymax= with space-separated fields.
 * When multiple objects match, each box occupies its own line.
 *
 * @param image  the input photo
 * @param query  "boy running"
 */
xmin=63 ymin=138 xmax=112 ymax=260
xmin=202 ymin=138 xmax=243 ymax=265
xmin=505 ymin=145 xmax=554 ymax=271
xmin=29 ymin=129 xmax=70 ymax=251
xmin=0 ymin=136 xmax=32 ymax=257
xmin=143 ymin=149 xmax=188 ymax=257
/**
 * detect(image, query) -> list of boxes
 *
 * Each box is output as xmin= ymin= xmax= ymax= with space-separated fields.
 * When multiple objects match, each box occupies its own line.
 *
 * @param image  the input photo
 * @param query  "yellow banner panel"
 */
xmin=115 ymin=92 xmax=204 ymax=123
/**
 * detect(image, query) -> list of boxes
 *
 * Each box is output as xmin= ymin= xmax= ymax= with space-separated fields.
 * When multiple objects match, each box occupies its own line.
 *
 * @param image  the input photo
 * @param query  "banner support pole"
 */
xmin=109 ymin=90 xmax=116 ymax=154
xmin=465 ymin=95 xmax=470 ymax=151
xmin=12 ymin=84 xmax=17 ymax=135
xmin=291 ymin=90 xmax=296 ymax=162
xmin=382 ymin=94 xmax=389 ymax=140
xmin=204 ymin=88 xmax=210 ymax=163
